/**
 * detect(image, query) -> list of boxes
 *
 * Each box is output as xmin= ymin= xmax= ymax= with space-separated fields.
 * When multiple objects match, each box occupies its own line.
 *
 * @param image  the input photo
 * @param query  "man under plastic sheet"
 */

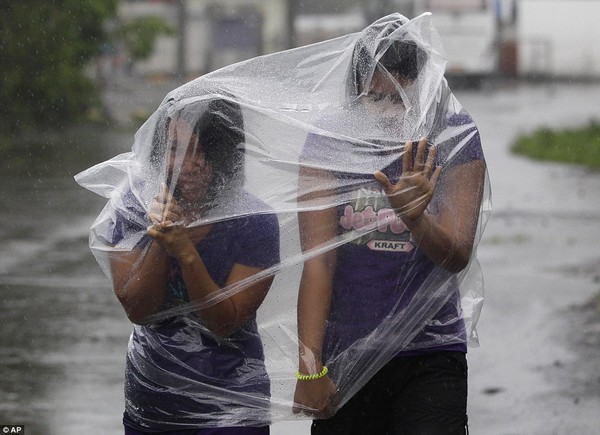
xmin=292 ymin=15 xmax=487 ymax=435
xmin=75 ymin=11 xmax=490 ymax=435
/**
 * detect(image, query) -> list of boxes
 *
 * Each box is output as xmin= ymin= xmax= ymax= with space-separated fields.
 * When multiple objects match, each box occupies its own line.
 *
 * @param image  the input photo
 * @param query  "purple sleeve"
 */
xmin=236 ymin=213 xmax=280 ymax=269
xmin=433 ymin=112 xmax=484 ymax=169
xmin=102 ymin=191 xmax=150 ymax=247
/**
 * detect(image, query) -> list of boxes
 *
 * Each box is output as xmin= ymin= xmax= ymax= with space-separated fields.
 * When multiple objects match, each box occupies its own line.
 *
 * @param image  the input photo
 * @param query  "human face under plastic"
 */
xmin=167 ymin=119 xmax=213 ymax=205
xmin=360 ymin=66 xmax=413 ymax=119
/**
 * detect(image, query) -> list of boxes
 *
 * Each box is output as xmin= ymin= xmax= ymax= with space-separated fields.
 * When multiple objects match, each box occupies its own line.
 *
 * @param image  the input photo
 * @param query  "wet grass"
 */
xmin=485 ymin=233 xmax=531 ymax=245
xmin=511 ymin=119 xmax=600 ymax=314
xmin=511 ymin=119 xmax=600 ymax=169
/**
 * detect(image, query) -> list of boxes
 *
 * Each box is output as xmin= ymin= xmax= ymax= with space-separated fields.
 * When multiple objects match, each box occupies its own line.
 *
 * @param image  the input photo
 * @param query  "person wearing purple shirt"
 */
xmin=293 ymin=18 xmax=486 ymax=435
xmin=107 ymin=97 xmax=280 ymax=434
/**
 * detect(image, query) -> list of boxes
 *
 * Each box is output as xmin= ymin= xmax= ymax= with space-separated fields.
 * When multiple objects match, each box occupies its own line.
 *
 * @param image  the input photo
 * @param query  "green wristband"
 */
xmin=295 ymin=365 xmax=328 ymax=381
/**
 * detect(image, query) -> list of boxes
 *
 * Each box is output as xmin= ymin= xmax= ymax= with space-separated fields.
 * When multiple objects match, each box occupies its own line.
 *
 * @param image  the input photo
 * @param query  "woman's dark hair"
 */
xmin=349 ymin=21 xmax=428 ymax=96
xmin=190 ymin=97 xmax=245 ymax=196
xmin=151 ymin=96 xmax=245 ymax=203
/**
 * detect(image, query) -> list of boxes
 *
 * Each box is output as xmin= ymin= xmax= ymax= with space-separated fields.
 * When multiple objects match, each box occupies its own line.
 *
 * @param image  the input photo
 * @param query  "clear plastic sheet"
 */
xmin=75 ymin=12 xmax=491 ymax=430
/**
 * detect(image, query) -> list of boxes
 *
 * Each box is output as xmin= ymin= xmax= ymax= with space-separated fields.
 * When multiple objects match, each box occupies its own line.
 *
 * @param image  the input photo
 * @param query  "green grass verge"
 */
xmin=512 ymin=120 xmax=600 ymax=313
xmin=511 ymin=119 xmax=600 ymax=169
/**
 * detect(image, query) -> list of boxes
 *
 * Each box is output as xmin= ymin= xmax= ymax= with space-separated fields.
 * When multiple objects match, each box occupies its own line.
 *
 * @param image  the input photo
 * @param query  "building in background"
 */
xmin=395 ymin=0 xmax=600 ymax=82
xmin=113 ymin=0 xmax=600 ymax=82
xmin=412 ymin=0 xmax=600 ymax=81
xmin=119 ymin=0 xmax=289 ymax=78
xmin=516 ymin=0 xmax=600 ymax=79
xmin=412 ymin=0 xmax=500 ymax=86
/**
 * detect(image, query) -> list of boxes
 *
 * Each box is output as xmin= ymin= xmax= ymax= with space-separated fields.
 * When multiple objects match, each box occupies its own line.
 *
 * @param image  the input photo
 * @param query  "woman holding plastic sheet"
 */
xmin=293 ymin=16 xmax=487 ymax=435
xmin=104 ymin=97 xmax=280 ymax=434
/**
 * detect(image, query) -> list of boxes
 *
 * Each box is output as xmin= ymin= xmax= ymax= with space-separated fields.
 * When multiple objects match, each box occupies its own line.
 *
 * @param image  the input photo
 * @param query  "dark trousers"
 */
xmin=312 ymin=352 xmax=468 ymax=435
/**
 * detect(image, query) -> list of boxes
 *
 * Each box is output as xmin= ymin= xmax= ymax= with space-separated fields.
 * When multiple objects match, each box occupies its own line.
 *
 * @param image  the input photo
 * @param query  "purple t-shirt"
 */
xmin=301 ymin=112 xmax=484 ymax=361
xmin=107 ymin=190 xmax=280 ymax=430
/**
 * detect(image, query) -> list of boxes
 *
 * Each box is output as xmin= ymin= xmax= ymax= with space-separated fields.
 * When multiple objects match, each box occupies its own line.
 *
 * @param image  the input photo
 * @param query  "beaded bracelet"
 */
xmin=295 ymin=365 xmax=328 ymax=381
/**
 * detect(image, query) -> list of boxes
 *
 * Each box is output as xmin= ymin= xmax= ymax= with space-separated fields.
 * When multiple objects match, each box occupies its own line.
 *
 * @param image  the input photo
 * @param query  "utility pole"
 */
xmin=176 ymin=0 xmax=187 ymax=81
xmin=286 ymin=0 xmax=298 ymax=49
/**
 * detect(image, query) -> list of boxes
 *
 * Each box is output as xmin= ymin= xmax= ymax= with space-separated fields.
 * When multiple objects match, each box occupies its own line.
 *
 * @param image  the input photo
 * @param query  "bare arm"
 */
xmin=110 ymin=186 xmax=184 ymax=324
xmin=110 ymin=190 xmax=275 ymax=336
xmin=293 ymin=166 xmax=340 ymax=416
xmin=110 ymin=240 xmax=169 ymax=324
xmin=297 ymin=207 xmax=337 ymax=375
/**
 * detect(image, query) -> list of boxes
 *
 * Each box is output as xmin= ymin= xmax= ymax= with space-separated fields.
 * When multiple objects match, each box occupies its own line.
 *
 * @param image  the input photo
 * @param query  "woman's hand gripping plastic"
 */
xmin=147 ymin=184 xmax=210 ymax=263
xmin=373 ymin=138 xmax=442 ymax=221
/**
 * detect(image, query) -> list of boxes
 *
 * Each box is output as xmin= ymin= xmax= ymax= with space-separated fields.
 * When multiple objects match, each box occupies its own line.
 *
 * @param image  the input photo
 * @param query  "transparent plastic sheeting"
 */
xmin=75 ymin=13 xmax=491 ymax=430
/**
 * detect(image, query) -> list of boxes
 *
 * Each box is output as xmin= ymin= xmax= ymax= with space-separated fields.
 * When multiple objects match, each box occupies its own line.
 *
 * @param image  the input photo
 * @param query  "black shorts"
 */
xmin=311 ymin=351 xmax=468 ymax=435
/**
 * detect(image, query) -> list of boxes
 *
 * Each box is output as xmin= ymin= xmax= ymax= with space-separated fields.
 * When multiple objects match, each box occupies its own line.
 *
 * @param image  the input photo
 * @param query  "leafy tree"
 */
xmin=117 ymin=15 xmax=174 ymax=64
xmin=0 ymin=0 xmax=117 ymax=133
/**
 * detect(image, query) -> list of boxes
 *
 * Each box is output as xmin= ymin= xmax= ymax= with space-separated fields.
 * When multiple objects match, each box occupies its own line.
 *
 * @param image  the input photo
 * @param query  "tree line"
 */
xmin=0 ymin=0 xmax=173 ymax=135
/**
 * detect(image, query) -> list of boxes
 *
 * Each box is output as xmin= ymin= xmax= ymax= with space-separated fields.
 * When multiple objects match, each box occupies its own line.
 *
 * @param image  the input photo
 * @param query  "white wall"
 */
xmin=413 ymin=0 xmax=499 ymax=76
xmin=429 ymin=10 xmax=497 ymax=75
xmin=518 ymin=0 xmax=600 ymax=77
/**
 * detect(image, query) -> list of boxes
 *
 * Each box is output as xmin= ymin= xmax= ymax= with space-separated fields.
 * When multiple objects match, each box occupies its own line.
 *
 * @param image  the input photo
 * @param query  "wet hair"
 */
xmin=151 ymin=96 xmax=245 ymax=202
xmin=189 ymin=97 xmax=245 ymax=195
xmin=349 ymin=21 xmax=428 ymax=96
